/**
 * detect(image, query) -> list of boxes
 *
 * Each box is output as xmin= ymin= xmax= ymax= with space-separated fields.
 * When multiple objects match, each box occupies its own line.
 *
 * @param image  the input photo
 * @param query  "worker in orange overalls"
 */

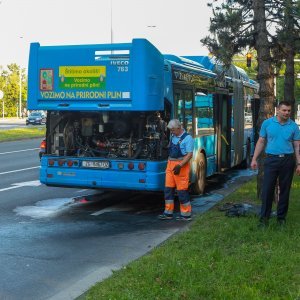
xmin=158 ymin=119 xmax=194 ymax=221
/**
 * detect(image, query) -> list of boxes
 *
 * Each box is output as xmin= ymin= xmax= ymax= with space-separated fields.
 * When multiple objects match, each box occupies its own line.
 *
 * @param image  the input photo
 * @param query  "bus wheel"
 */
xmin=193 ymin=153 xmax=207 ymax=195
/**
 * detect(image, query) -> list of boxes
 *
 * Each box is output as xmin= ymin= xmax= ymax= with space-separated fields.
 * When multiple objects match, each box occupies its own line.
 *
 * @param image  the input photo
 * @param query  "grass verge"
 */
xmin=85 ymin=176 xmax=300 ymax=300
xmin=0 ymin=127 xmax=45 ymax=142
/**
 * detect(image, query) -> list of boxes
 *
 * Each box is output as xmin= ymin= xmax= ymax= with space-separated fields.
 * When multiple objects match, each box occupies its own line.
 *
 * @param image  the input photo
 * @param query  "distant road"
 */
xmin=0 ymin=117 xmax=26 ymax=124
xmin=0 ymin=117 xmax=26 ymax=130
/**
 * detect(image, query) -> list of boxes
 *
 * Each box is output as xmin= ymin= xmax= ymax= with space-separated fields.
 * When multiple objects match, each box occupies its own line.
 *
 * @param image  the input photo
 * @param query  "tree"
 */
xmin=0 ymin=64 xmax=27 ymax=117
xmin=271 ymin=0 xmax=300 ymax=117
xmin=202 ymin=0 xmax=299 ymax=109
xmin=201 ymin=0 xmax=274 ymax=198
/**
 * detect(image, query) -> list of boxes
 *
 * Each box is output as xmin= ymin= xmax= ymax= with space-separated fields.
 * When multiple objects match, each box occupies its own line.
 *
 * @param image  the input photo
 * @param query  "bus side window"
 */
xmin=177 ymin=99 xmax=184 ymax=124
xmin=195 ymin=93 xmax=213 ymax=134
xmin=174 ymin=89 xmax=193 ymax=134
xmin=185 ymin=99 xmax=193 ymax=134
xmin=183 ymin=90 xmax=193 ymax=134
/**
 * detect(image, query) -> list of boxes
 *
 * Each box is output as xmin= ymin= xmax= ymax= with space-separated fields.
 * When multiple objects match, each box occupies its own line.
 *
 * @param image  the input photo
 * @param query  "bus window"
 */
xmin=195 ymin=92 xmax=213 ymax=135
xmin=244 ymin=87 xmax=253 ymax=127
xmin=174 ymin=88 xmax=193 ymax=134
xmin=184 ymin=90 xmax=193 ymax=134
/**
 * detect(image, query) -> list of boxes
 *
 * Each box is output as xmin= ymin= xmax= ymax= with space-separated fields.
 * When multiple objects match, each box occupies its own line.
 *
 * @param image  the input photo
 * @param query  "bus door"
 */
xmin=173 ymin=87 xmax=194 ymax=134
xmin=215 ymin=93 xmax=232 ymax=171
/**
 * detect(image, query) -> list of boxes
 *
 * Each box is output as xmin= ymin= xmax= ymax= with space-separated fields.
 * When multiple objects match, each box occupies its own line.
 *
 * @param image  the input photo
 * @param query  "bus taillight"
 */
xmin=67 ymin=160 xmax=73 ymax=167
xmin=48 ymin=159 xmax=55 ymax=166
xmin=128 ymin=162 xmax=134 ymax=170
xmin=58 ymin=160 xmax=65 ymax=166
xmin=40 ymin=139 xmax=46 ymax=150
xmin=138 ymin=163 xmax=145 ymax=170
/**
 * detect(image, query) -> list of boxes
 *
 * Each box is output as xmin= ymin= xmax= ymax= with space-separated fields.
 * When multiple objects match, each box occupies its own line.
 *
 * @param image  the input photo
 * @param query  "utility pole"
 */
xmin=19 ymin=69 xmax=22 ymax=118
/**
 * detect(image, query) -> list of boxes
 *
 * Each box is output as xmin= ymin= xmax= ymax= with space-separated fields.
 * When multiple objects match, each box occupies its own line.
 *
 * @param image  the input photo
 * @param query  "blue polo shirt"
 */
xmin=171 ymin=131 xmax=194 ymax=155
xmin=260 ymin=116 xmax=300 ymax=154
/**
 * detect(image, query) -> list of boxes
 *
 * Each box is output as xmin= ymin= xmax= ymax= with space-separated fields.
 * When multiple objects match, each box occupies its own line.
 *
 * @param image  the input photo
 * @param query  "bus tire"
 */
xmin=241 ymin=140 xmax=251 ymax=169
xmin=192 ymin=152 xmax=207 ymax=195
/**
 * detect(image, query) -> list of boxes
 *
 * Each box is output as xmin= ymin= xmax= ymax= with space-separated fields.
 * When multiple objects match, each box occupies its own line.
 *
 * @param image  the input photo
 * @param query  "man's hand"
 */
xmin=296 ymin=165 xmax=300 ymax=176
xmin=173 ymin=164 xmax=182 ymax=175
xmin=251 ymin=158 xmax=258 ymax=170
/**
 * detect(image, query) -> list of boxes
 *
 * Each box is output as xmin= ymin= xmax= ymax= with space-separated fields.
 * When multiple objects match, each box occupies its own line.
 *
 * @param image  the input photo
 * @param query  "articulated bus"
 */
xmin=28 ymin=39 xmax=259 ymax=194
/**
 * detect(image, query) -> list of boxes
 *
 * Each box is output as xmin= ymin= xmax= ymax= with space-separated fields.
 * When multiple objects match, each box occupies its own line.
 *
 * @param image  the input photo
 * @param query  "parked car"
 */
xmin=26 ymin=111 xmax=46 ymax=125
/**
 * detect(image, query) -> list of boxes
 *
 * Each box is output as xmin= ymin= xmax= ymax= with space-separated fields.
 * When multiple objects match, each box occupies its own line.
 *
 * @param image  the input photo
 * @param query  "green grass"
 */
xmin=85 ymin=176 xmax=300 ymax=300
xmin=0 ymin=127 xmax=45 ymax=142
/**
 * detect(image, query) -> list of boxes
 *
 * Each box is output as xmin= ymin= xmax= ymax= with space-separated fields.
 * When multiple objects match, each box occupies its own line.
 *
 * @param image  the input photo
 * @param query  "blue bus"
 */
xmin=28 ymin=39 xmax=259 ymax=194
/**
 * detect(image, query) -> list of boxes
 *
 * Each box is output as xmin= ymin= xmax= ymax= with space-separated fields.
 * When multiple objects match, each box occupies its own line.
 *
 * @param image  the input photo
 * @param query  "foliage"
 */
xmin=234 ymin=53 xmax=300 ymax=106
xmin=202 ymin=1 xmax=254 ymax=70
xmin=0 ymin=127 xmax=45 ymax=142
xmin=0 ymin=64 xmax=27 ymax=117
xmin=84 ymin=176 xmax=300 ymax=299
xmin=202 ymin=0 xmax=299 ymax=199
xmin=201 ymin=0 xmax=299 ymax=101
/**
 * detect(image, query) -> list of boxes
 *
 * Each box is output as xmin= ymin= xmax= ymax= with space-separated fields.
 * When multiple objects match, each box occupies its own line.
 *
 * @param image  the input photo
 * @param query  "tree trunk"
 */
xmin=285 ymin=46 xmax=295 ymax=118
xmin=283 ymin=0 xmax=296 ymax=119
xmin=252 ymin=0 xmax=275 ymax=199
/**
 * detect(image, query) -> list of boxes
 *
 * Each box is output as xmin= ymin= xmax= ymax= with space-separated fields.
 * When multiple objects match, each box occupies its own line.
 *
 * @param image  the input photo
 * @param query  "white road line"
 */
xmin=0 ymin=180 xmax=41 ymax=192
xmin=0 ymin=166 xmax=40 ymax=175
xmin=0 ymin=185 xmax=22 ymax=192
xmin=91 ymin=207 xmax=117 ymax=216
xmin=91 ymin=206 xmax=131 ymax=216
xmin=75 ymin=189 xmax=90 ymax=193
xmin=0 ymin=148 xmax=39 ymax=155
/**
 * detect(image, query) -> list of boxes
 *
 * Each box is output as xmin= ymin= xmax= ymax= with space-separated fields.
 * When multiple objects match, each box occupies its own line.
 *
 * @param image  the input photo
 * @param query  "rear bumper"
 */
xmin=40 ymin=156 xmax=167 ymax=191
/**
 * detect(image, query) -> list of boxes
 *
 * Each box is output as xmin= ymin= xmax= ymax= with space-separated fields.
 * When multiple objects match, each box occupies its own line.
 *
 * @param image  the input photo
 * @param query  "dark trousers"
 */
xmin=261 ymin=155 xmax=295 ymax=220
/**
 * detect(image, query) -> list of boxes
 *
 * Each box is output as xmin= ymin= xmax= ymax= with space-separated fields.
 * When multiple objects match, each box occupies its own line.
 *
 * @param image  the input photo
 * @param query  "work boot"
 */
xmin=176 ymin=215 xmax=192 ymax=221
xmin=158 ymin=213 xmax=173 ymax=220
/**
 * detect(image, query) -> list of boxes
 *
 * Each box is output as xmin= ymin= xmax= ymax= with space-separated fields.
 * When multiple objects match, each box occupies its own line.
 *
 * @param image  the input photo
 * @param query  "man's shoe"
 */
xmin=176 ymin=215 xmax=192 ymax=221
xmin=257 ymin=218 xmax=269 ymax=228
xmin=277 ymin=218 xmax=286 ymax=227
xmin=158 ymin=213 xmax=173 ymax=220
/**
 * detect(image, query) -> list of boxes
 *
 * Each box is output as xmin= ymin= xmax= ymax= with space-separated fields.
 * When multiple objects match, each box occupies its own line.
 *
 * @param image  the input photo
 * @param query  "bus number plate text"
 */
xmin=82 ymin=160 xmax=110 ymax=169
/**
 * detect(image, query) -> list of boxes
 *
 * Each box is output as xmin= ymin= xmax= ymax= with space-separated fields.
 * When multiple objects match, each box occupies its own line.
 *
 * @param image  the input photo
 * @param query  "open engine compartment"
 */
xmin=46 ymin=110 xmax=170 ymax=160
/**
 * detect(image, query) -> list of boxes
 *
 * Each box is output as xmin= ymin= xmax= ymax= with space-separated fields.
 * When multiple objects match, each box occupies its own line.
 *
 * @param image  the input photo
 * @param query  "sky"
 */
xmin=0 ymin=0 xmax=213 ymax=69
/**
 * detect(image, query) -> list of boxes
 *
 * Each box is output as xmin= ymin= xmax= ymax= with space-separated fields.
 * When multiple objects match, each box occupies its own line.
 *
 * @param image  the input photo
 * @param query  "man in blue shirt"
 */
xmin=251 ymin=101 xmax=300 ymax=227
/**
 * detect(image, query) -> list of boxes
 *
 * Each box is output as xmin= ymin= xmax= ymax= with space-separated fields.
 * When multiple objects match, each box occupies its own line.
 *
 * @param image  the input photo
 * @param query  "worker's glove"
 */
xmin=173 ymin=164 xmax=182 ymax=175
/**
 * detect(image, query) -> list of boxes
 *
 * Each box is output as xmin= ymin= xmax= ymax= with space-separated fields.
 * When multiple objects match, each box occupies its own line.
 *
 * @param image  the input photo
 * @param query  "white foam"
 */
xmin=14 ymin=198 xmax=76 ymax=219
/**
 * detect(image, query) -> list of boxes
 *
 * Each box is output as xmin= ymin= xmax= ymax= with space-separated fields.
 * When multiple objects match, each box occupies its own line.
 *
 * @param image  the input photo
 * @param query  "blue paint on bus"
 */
xmin=28 ymin=39 xmax=259 ymax=194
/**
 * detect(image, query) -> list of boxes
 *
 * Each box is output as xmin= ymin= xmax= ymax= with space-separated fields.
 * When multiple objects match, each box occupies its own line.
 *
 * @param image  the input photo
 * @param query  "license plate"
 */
xmin=82 ymin=160 xmax=110 ymax=169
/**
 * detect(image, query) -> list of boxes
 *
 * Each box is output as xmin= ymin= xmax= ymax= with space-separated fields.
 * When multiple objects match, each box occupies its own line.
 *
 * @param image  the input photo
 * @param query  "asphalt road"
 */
xmin=0 ymin=138 xmax=256 ymax=300
xmin=0 ymin=118 xmax=27 ymax=130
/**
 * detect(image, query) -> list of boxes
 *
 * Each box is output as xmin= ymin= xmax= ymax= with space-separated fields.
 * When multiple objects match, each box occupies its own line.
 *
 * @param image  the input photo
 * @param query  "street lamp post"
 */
xmin=0 ymin=90 xmax=4 ymax=119
xmin=110 ymin=0 xmax=113 ymax=45
xmin=19 ymin=70 xmax=22 ymax=118
xmin=18 ymin=36 xmax=23 ymax=119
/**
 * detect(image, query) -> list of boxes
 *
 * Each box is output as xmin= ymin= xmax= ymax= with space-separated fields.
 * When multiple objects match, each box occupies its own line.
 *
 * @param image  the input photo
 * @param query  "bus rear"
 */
xmin=28 ymin=39 xmax=170 ymax=191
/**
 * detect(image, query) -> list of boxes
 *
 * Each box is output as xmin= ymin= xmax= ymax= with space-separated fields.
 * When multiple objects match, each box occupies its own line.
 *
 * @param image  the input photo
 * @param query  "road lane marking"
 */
xmin=0 ymin=180 xmax=41 ymax=192
xmin=75 ymin=189 xmax=90 ymax=193
xmin=91 ymin=207 xmax=117 ymax=216
xmin=0 ymin=185 xmax=24 ymax=192
xmin=91 ymin=205 xmax=131 ymax=216
xmin=0 ymin=148 xmax=39 ymax=155
xmin=0 ymin=166 xmax=40 ymax=175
